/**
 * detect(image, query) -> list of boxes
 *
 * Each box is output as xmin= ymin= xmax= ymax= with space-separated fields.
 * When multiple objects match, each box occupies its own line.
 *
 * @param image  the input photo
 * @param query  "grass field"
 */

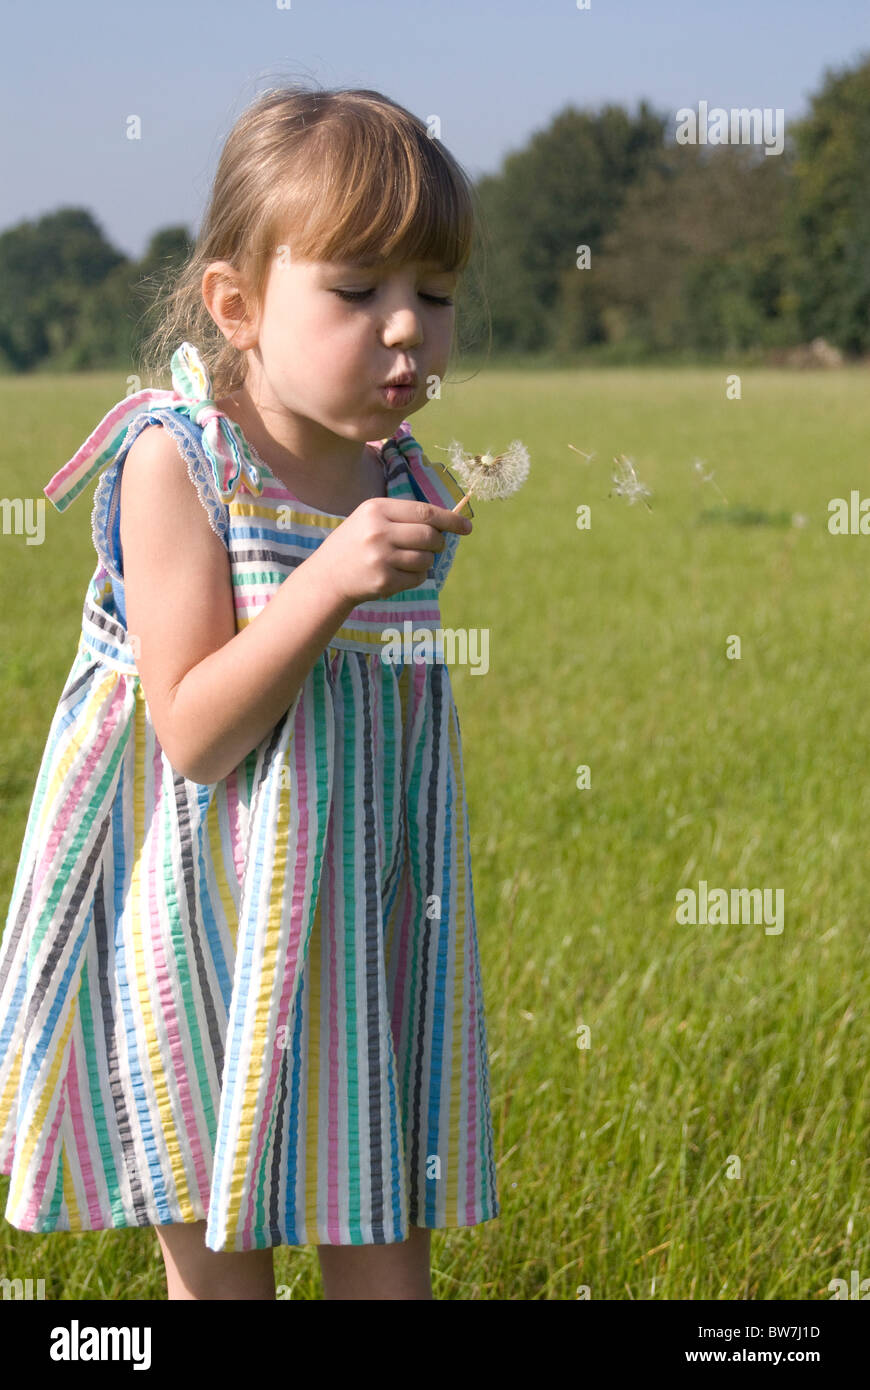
xmin=0 ymin=364 xmax=868 ymax=1299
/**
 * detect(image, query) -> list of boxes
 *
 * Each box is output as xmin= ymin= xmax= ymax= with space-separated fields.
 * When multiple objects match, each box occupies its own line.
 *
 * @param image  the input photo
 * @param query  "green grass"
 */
xmin=0 ymin=365 xmax=868 ymax=1299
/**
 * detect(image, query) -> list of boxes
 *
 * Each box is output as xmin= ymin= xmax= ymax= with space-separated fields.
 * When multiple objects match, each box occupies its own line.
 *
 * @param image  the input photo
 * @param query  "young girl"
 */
xmin=0 ymin=85 xmax=499 ymax=1300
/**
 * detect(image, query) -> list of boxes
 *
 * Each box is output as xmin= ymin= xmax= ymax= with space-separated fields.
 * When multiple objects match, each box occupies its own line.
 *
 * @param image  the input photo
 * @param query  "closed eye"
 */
xmin=333 ymin=289 xmax=453 ymax=306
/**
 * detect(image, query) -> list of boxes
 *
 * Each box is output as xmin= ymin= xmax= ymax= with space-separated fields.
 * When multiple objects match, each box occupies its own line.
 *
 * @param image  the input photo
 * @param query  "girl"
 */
xmin=0 ymin=84 xmax=500 ymax=1300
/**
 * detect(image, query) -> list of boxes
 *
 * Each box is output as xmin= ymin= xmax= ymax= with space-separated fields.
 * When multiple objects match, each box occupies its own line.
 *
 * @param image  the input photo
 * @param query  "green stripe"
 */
xmin=46 ymin=1143 xmax=66 ymax=1227
xmin=401 ymin=682 xmax=429 ymax=1164
xmin=77 ymin=966 xmax=124 ymax=1224
xmin=31 ymin=703 xmax=132 ymax=959
xmin=11 ymin=650 xmax=93 ymax=888
xmin=339 ymin=657 xmax=362 ymax=1240
xmin=160 ymin=773 xmax=217 ymax=1154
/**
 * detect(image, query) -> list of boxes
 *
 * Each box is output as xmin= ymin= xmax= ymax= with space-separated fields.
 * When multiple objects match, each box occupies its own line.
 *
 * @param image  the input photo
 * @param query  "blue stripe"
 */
xmin=111 ymin=757 xmax=173 ymax=1223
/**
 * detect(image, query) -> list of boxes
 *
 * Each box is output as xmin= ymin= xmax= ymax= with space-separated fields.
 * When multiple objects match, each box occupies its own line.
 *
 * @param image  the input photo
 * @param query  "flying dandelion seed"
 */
xmin=568 ymin=444 xmax=597 ymax=463
xmin=610 ymin=454 xmax=652 ymax=509
xmin=437 ymin=439 xmax=531 ymax=513
xmin=692 ymin=457 xmax=728 ymax=503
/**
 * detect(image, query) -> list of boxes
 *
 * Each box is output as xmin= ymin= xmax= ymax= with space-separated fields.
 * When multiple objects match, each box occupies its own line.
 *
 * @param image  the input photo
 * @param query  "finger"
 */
xmin=385 ymin=523 xmax=450 ymax=554
xmin=380 ymin=499 xmax=472 ymax=534
xmin=389 ymin=549 xmax=437 ymax=573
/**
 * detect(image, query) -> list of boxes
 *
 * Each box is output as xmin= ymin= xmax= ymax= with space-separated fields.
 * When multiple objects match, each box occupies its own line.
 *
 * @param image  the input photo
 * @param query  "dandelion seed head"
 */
xmin=610 ymin=454 xmax=652 ymax=507
xmin=691 ymin=456 xmax=727 ymax=502
xmin=446 ymin=438 xmax=531 ymax=501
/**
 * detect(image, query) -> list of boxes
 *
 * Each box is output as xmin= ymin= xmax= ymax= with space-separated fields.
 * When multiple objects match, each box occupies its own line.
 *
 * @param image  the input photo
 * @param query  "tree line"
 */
xmin=1 ymin=53 xmax=868 ymax=373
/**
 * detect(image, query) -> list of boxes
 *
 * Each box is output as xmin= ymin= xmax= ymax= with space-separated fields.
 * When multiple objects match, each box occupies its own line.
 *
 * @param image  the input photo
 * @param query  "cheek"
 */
xmin=284 ymin=319 xmax=365 ymax=397
xmin=432 ymin=315 xmax=455 ymax=363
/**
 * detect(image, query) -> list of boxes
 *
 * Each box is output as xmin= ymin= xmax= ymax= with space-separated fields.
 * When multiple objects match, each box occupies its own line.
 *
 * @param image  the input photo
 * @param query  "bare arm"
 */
xmin=119 ymin=424 xmax=469 ymax=787
xmin=120 ymin=424 xmax=357 ymax=785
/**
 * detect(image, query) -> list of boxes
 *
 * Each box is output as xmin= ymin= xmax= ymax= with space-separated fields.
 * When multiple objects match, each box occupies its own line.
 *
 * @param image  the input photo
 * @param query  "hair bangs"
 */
xmin=265 ymin=108 xmax=475 ymax=274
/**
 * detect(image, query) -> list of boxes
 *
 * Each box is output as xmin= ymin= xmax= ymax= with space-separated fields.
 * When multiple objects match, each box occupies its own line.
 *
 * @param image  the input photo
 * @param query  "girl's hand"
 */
xmin=315 ymin=497 xmax=473 ymax=606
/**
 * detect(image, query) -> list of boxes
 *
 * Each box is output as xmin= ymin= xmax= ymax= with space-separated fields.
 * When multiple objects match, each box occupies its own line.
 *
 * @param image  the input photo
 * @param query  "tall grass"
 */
xmin=0 ymin=366 xmax=867 ymax=1298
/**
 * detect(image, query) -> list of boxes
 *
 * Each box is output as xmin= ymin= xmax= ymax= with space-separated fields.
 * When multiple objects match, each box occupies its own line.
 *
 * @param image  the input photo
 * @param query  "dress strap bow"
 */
xmin=44 ymin=341 xmax=263 ymax=512
xmin=167 ymin=342 xmax=262 ymax=500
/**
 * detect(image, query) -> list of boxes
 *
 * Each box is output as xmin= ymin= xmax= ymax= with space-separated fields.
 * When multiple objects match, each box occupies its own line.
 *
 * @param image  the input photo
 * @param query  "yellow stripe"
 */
xmin=223 ymin=743 xmax=293 ymax=1243
xmin=8 ymin=995 xmax=77 ymax=1212
xmin=131 ymin=689 xmax=194 ymax=1218
xmin=332 ymin=617 xmax=438 ymax=648
xmin=37 ymin=671 xmax=118 ymax=842
xmin=0 ymin=1044 xmax=22 ymax=1143
xmin=208 ymin=792 xmax=239 ymax=953
xmin=61 ymin=1128 xmax=83 ymax=1232
xmin=230 ymin=498 xmax=345 ymax=530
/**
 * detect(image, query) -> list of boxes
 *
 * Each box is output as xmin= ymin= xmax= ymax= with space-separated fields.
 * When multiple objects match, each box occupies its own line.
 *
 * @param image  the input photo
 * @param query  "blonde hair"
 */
xmin=138 ymin=82 xmax=488 ymax=397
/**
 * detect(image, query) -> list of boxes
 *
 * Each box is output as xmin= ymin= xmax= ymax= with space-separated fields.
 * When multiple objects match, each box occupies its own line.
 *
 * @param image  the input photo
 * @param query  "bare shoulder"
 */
xmin=120 ymin=420 xmax=204 ymax=525
xmin=119 ymin=419 xmax=230 ymax=591
xmin=119 ymin=420 xmax=236 ymax=779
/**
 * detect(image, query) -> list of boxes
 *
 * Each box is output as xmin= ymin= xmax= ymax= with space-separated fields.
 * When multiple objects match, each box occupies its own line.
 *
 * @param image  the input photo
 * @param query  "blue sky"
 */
xmin=2 ymin=0 xmax=868 ymax=260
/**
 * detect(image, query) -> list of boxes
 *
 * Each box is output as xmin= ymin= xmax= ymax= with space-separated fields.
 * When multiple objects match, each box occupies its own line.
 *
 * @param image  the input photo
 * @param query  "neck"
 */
xmin=216 ymin=386 xmax=386 ymax=511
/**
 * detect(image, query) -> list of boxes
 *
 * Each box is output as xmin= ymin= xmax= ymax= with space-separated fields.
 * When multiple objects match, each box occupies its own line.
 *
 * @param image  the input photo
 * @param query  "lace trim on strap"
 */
xmin=90 ymin=407 xmax=230 ymax=583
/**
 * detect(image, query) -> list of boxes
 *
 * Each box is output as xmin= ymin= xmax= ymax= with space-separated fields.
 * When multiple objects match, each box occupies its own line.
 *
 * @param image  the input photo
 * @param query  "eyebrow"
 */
xmin=328 ymin=260 xmax=458 ymax=274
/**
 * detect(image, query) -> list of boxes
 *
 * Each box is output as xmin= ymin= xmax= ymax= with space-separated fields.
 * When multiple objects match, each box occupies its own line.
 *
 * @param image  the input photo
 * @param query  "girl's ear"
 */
xmin=201 ymin=260 xmax=259 ymax=350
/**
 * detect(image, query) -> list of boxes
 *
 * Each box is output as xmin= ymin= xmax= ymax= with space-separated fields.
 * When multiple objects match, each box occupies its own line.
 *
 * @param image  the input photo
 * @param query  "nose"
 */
xmin=381 ymin=306 xmax=424 ymax=349
xmin=378 ymin=280 xmax=426 ymax=347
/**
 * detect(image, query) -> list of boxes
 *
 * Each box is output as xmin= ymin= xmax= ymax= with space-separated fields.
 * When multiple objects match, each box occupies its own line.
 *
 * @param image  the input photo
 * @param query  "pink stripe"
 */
xmin=242 ymin=695 xmax=316 ymax=1246
xmin=401 ymin=445 xmax=456 ymax=509
xmin=224 ymin=774 xmax=246 ymax=891
xmin=32 ymin=680 xmax=129 ymax=906
xmin=44 ymin=390 xmax=172 ymax=502
xmin=350 ymin=603 xmax=442 ymax=622
xmin=145 ymin=734 xmax=210 ymax=1207
xmin=64 ymin=1040 xmax=103 ymax=1226
xmin=19 ymin=1040 xmax=71 ymax=1227
xmin=390 ymin=663 xmax=427 ymax=1057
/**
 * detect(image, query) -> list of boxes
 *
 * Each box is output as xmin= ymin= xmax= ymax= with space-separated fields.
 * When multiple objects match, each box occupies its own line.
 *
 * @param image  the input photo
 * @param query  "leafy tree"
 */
xmin=785 ymin=52 xmax=870 ymax=353
xmin=587 ymin=142 xmax=797 ymax=356
xmin=472 ymin=101 xmax=666 ymax=352
xmin=0 ymin=208 xmax=125 ymax=370
xmin=68 ymin=225 xmax=193 ymax=370
xmin=0 ymin=212 xmax=192 ymax=372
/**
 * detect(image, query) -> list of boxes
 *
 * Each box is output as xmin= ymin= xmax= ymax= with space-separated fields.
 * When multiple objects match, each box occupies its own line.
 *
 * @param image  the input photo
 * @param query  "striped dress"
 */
xmin=0 ymin=349 xmax=499 ymax=1252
